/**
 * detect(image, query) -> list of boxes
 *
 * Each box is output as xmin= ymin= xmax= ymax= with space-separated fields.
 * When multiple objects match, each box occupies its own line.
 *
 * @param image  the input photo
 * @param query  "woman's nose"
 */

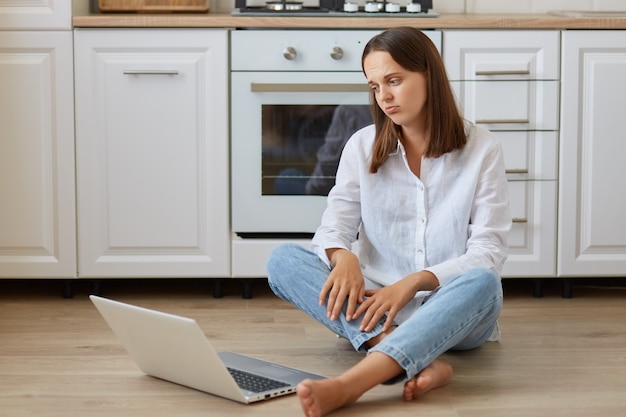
xmin=378 ymin=86 xmax=391 ymax=100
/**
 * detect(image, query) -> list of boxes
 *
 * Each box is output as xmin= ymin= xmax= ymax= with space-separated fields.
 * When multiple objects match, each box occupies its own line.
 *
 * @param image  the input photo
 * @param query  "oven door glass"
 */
xmin=231 ymin=71 xmax=371 ymax=234
xmin=262 ymin=103 xmax=371 ymax=197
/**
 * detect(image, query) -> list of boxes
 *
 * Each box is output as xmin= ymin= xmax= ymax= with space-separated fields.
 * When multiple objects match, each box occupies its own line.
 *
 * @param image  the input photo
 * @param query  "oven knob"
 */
xmin=283 ymin=47 xmax=297 ymax=60
xmin=330 ymin=46 xmax=344 ymax=60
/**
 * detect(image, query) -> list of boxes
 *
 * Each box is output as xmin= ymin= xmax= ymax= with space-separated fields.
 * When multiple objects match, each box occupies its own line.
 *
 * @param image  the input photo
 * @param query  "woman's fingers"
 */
xmin=359 ymin=303 xmax=383 ymax=331
xmin=319 ymin=280 xmax=332 ymax=306
xmin=345 ymin=287 xmax=365 ymax=321
xmin=322 ymin=278 xmax=363 ymax=321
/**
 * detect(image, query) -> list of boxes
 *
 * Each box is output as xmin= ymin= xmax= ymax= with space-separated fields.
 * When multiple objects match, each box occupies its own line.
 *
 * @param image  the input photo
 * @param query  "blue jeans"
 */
xmin=266 ymin=243 xmax=503 ymax=383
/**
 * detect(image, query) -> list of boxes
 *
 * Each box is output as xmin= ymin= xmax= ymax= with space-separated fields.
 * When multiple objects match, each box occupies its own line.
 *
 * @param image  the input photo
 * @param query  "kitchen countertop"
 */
xmin=73 ymin=12 xmax=626 ymax=29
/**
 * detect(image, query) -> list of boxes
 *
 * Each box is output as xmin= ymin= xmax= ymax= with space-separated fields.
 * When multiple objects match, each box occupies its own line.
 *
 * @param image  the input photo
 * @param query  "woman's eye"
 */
xmin=389 ymin=79 xmax=399 ymax=86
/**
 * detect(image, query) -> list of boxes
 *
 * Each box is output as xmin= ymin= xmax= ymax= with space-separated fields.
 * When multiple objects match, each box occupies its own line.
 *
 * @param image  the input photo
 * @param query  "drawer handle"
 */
xmin=512 ymin=218 xmax=528 ymax=223
xmin=123 ymin=70 xmax=180 ymax=75
xmin=476 ymin=119 xmax=530 ymax=125
xmin=506 ymin=169 xmax=529 ymax=174
xmin=251 ymin=83 xmax=370 ymax=93
xmin=475 ymin=70 xmax=530 ymax=76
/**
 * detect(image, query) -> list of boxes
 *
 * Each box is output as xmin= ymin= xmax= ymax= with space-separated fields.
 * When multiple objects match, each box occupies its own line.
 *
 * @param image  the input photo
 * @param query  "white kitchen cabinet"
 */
xmin=559 ymin=31 xmax=626 ymax=277
xmin=74 ymin=29 xmax=230 ymax=278
xmin=444 ymin=30 xmax=560 ymax=278
xmin=0 ymin=31 xmax=76 ymax=278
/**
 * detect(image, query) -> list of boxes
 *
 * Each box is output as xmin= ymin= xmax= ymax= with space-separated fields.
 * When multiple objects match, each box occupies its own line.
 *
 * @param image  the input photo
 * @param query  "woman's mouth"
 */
xmin=385 ymin=106 xmax=399 ymax=115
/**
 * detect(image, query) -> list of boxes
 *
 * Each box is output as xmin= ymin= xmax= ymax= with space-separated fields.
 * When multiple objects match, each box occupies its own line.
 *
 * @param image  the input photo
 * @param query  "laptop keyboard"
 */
xmin=227 ymin=367 xmax=290 ymax=393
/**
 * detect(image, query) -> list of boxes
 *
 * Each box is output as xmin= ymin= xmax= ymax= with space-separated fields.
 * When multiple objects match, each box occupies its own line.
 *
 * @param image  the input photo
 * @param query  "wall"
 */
xmin=464 ymin=0 xmax=626 ymax=13
xmin=75 ymin=0 xmax=98 ymax=14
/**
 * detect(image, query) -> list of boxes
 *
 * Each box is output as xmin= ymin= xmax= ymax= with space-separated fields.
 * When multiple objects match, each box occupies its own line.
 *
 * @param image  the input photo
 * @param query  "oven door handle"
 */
xmin=250 ymin=83 xmax=371 ymax=93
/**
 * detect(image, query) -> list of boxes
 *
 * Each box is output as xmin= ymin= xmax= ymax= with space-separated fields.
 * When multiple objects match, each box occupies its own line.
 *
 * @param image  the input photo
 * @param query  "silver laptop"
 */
xmin=90 ymin=295 xmax=326 ymax=404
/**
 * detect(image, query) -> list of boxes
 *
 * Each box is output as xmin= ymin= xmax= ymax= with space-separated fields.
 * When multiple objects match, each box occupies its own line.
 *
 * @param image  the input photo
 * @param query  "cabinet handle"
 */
xmin=475 ymin=70 xmax=530 ymax=76
xmin=512 ymin=218 xmax=528 ymax=223
xmin=251 ymin=83 xmax=370 ymax=93
xmin=506 ymin=169 xmax=529 ymax=174
xmin=476 ymin=119 xmax=530 ymax=125
xmin=123 ymin=70 xmax=180 ymax=75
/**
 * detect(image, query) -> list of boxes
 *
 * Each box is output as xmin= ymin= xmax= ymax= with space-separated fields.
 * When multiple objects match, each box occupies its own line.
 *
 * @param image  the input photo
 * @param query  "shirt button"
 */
xmin=417 ymin=249 xmax=424 ymax=255
xmin=420 ymin=218 xmax=426 ymax=224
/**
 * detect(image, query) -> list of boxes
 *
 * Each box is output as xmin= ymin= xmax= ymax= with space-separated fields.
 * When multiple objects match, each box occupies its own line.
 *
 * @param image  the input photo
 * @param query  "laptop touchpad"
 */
xmin=256 ymin=365 xmax=296 ymax=379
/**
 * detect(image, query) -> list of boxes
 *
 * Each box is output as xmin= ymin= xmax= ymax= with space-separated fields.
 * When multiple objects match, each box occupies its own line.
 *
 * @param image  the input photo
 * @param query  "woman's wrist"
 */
xmin=326 ymin=247 xmax=354 ymax=267
xmin=406 ymin=270 xmax=440 ymax=293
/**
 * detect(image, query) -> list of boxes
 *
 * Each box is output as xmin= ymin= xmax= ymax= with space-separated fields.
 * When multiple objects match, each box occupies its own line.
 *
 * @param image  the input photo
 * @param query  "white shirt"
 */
xmin=311 ymin=122 xmax=511 ymax=299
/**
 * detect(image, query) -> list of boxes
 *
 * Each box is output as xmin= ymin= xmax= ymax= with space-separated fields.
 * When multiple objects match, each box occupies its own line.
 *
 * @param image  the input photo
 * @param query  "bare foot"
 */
xmin=296 ymin=378 xmax=359 ymax=417
xmin=402 ymin=359 xmax=453 ymax=401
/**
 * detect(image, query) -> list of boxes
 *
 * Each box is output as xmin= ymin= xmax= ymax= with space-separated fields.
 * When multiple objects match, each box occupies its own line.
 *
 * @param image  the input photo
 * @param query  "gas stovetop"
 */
xmin=231 ymin=8 xmax=440 ymax=17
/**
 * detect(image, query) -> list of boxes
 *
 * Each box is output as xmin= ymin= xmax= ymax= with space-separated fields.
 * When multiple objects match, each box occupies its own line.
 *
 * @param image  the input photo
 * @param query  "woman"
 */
xmin=266 ymin=27 xmax=511 ymax=417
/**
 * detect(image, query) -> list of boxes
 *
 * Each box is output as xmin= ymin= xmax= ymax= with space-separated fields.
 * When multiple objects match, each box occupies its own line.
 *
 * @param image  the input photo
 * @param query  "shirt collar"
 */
xmin=390 ymin=139 xmax=403 ymax=156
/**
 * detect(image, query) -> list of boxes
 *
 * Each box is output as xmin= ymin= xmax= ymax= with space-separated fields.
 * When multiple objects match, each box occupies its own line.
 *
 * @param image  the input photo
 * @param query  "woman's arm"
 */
xmin=426 ymin=131 xmax=511 ymax=286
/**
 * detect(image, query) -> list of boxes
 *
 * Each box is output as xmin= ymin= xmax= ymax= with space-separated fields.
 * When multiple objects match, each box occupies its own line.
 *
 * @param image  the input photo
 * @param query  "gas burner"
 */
xmin=234 ymin=6 xmax=331 ymax=14
xmin=265 ymin=1 xmax=304 ymax=11
xmin=364 ymin=2 xmax=384 ymax=12
xmin=232 ymin=0 xmax=437 ymax=16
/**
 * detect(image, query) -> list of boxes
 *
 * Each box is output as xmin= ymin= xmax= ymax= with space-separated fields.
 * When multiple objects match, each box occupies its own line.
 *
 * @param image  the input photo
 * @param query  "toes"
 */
xmin=403 ymin=378 xmax=417 ymax=401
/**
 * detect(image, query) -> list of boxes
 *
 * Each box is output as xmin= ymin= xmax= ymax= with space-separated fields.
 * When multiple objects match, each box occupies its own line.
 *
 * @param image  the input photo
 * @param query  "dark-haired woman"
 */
xmin=267 ymin=27 xmax=511 ymax=417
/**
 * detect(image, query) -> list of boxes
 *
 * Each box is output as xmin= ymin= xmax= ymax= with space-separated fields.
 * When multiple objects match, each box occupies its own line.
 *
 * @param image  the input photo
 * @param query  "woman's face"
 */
xmin=363 ymin=50 xmax=428 ymax=130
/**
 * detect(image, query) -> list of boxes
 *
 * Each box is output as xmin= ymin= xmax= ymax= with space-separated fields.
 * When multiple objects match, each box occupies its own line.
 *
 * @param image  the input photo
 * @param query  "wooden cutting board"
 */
xmin=99 ymin=0 xmax=209 ymax=12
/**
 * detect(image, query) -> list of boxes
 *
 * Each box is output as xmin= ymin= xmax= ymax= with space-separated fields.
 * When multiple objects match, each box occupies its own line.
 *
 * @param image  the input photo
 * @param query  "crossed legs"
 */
xmin=267 ymin=244 xmax=502 ymax=417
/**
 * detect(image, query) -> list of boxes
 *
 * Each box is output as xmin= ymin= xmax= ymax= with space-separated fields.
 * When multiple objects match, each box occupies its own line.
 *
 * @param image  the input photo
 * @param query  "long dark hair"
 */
xmin=362 ymin=27 xmax=466 ymax=173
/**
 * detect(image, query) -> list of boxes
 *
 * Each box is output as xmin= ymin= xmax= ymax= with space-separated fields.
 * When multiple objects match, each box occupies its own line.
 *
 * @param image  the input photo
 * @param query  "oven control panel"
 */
xmin=231 ymin=30 xmax=382 ymax=72
xmin=231 ymin=30 xmax=441 ymax=72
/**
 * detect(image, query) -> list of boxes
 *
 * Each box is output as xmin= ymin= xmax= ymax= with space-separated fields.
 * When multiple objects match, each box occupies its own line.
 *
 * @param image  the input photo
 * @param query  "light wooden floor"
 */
xmin=1 ymin=278 xmax=625 ymax=417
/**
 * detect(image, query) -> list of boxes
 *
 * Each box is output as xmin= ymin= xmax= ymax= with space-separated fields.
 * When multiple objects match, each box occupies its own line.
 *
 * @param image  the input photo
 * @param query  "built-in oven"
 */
xmin=230 ymin=29 xmax=442 ymax=275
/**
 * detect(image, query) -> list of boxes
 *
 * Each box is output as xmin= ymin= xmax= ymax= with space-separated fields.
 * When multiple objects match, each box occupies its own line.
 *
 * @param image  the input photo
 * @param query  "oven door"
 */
xmin=231 ymin=71 xmax=372 ymax=235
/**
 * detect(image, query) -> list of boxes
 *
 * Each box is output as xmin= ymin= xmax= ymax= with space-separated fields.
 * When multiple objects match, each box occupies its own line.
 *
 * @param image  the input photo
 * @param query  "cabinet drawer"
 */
xmin=502 ymin=180 xmax=557 ymax=277
xmin=443 ymin=30 xmax=560 ymax=80
xmin=451 ymin=80 xmax=559 ymax=130
xmin=499 ymin=131 xmax=557 ymax=181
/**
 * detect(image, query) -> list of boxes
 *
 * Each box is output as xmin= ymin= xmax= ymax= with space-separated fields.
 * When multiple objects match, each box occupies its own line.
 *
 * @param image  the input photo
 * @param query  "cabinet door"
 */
xmin=559 ymin=31 xmax=626 ymax=276
xmin=0 ymin=1 xmax=71 ymax=30
xmin=0 ymin=32 xmax=76 ymax=278
xmin=74 ymin=29 xmax=229 ymax=278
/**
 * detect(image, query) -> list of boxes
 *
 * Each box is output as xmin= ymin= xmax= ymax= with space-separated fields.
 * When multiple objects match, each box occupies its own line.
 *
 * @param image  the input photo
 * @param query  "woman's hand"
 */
xmin=354 ymin=271 xmax=439 ymax=332
xmin=319 ymin=248 xmax=365 ymax=322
